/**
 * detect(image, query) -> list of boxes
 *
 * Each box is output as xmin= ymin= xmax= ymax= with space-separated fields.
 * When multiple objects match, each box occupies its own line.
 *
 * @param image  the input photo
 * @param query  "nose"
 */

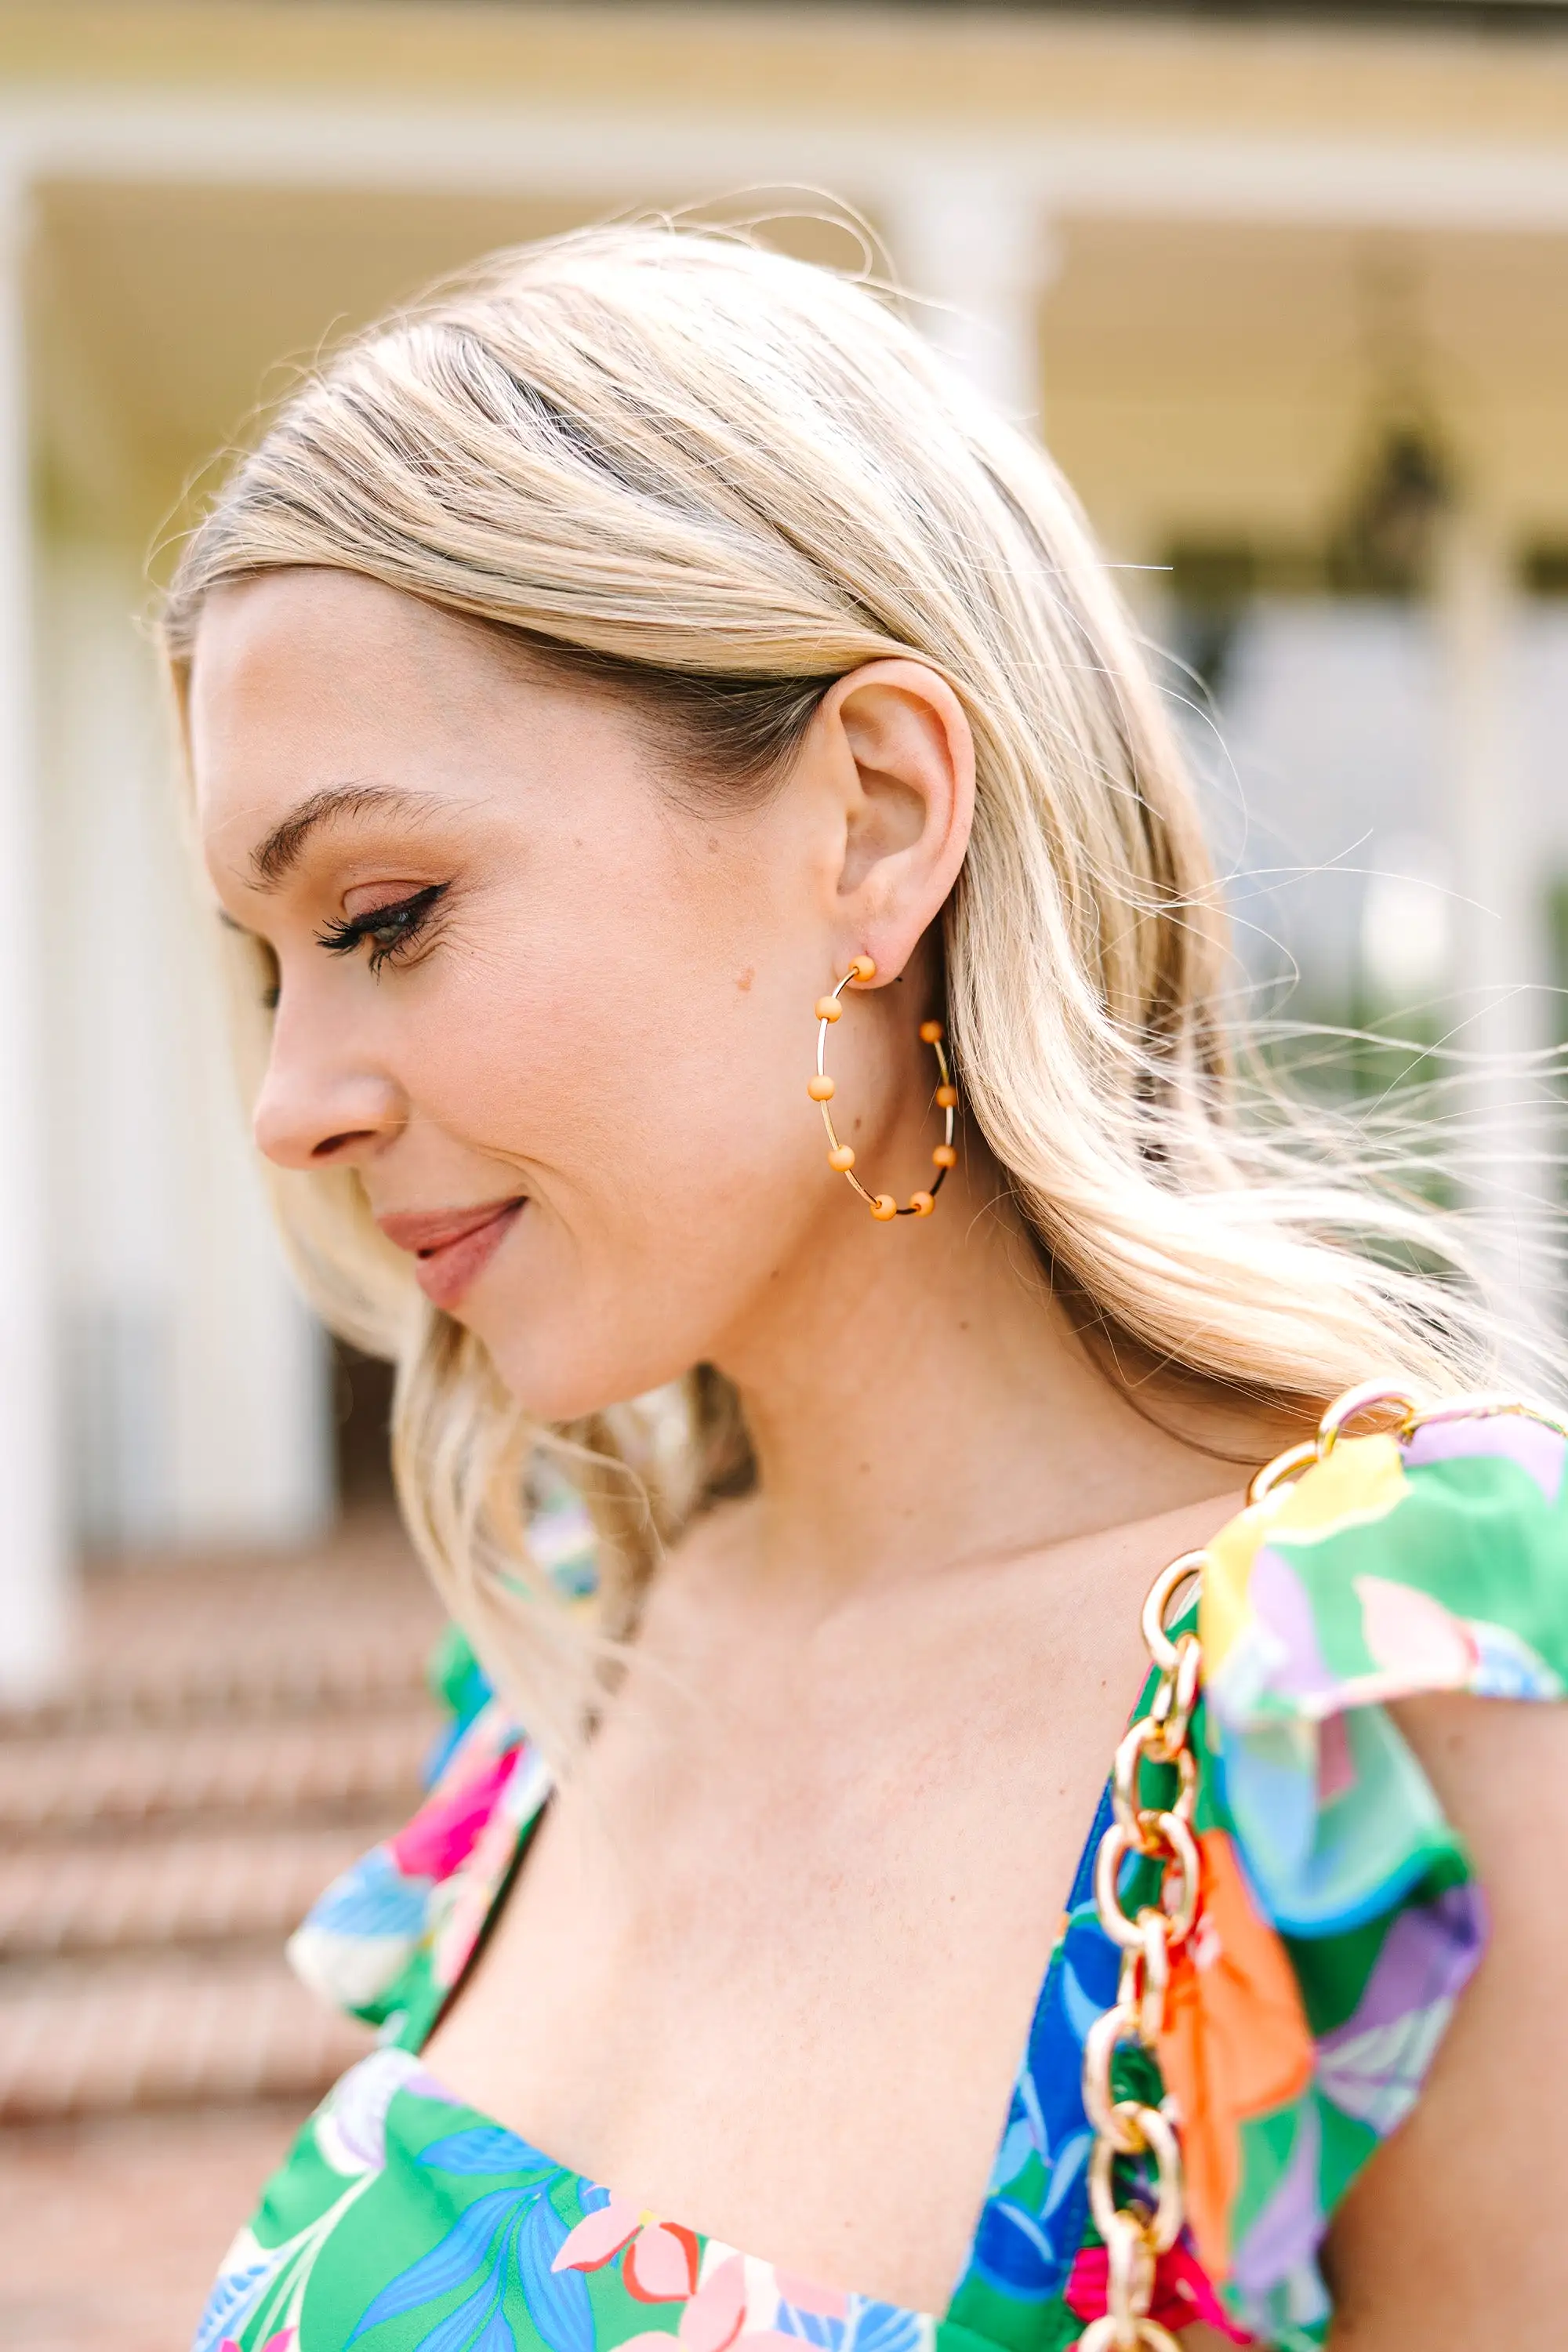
xmin=251 ymin=1025 xmax=405 ymax=1171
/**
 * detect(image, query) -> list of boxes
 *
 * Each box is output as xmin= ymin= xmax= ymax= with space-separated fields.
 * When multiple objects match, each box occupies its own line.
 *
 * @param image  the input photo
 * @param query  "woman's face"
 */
xmin=191 ymin=572 xmax=969 ymax=1419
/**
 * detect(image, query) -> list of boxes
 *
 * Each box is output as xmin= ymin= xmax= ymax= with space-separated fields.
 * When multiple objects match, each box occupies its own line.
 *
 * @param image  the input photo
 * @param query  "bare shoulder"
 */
xmin=1326 ymin=1691 xmax=1568 ymax=2344
xmin=1399 ymin=1685 xmax=1568 ymax=1839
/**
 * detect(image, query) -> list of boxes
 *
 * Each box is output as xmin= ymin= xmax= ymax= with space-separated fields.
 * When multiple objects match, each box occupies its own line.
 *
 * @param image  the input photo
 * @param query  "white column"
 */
xmin=883 ymin=171 xmax=1053 ymax=426
xmin=0 ymin=161 xmax=67 ymax=1699
xmin=1436 ymin=503 xmax=1555 ymax=1355
xmin=39 ymin=543 xmax=335 ymax=1555
xmin=168 ymin=933 xmax=336 ymax=1550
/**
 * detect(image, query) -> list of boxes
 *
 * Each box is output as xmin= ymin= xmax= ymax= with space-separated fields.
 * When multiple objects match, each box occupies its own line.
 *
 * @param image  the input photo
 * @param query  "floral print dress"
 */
xmin=195 ymin=1410 xmax=1568 ymax=2352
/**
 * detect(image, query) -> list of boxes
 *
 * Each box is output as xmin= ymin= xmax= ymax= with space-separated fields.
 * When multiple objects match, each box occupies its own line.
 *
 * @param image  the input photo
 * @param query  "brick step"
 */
xmin=5 ymin=1655 xmax=434 ymax=1736
xmin=0 ymin=2103 xmax=318 ymax=2352
xmin=0 ymin=1704 xmax=434 ymax=1835
xmin=0 ymin=1948 xmax=376 ymax=2122
xmin=4 ymin=1536 xmax=444 ymax=1734
xmin=0 ymin=1534 xmax=451 ymax=2128
xmin=0 ymin=1824 xmax=386 ymax=1958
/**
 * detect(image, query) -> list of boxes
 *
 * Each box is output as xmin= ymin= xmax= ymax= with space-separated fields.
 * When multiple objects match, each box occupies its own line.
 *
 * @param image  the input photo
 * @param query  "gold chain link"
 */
xmin=1078 ymin=1381 xmax=1568 ymax=2350
xmin=1080 ymin=1534 xmax=1201 ymax=2352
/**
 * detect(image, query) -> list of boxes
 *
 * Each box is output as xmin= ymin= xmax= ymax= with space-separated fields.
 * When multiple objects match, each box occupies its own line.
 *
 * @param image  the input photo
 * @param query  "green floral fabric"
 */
xmin=193 ymin=1408 xmax=1568 ymax=2352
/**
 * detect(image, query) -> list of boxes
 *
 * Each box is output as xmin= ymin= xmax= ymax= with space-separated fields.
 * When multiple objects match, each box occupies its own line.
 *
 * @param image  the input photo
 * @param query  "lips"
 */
xmin=376 ymin=1196 xmax=526 ymax=1311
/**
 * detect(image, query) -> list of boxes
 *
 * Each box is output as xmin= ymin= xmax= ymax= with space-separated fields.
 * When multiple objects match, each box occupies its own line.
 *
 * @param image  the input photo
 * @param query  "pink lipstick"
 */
xmin=377 ymin=1196 xmax=525 ymax=1310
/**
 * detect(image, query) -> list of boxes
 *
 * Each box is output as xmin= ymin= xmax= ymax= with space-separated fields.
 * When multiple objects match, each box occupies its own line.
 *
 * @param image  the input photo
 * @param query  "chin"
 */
xmin=477 ymin=1315 xmax=688 ymax=1429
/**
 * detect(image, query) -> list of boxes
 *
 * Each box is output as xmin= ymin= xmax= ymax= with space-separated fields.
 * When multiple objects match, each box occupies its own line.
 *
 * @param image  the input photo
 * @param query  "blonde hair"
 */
xmin=162 ymin=221 xmax=1510 ymax=1753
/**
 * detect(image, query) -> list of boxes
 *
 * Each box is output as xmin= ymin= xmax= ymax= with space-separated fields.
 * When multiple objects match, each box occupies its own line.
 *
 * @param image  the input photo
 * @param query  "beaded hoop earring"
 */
xmin=807 ymin=956 xmax=957 ymax=1220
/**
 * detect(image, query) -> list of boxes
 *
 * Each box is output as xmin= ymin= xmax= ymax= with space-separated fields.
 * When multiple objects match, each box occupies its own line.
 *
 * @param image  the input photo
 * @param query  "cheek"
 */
xmin=413 ymin=829 xmax=837 ymax=1416
xmin=412 ymin=835 xmax=809 ymax=1217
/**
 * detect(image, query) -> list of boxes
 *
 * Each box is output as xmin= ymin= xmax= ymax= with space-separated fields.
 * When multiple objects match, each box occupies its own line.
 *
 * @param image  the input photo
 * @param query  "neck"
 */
xmin=708 ymin=1146 xmax=1254 ymax=1604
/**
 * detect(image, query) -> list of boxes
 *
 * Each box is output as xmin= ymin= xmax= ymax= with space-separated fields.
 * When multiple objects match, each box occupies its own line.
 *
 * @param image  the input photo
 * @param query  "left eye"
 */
xmin=365 ymin=905 xmax=421 ymax=949
xmin=316 ymin=882 xmax=449 ymax=973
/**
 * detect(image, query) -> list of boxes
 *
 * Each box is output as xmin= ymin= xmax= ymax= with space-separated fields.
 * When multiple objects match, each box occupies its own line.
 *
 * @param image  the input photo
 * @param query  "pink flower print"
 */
xmin=626 ymin=2222 xmax=702 ymax=2303
xmin=387 ymin=1750 xmax=518 ymax=1882
xmin=677 ymin=2252 xmax=847 ymax=2352
xmin=678 ymin=2252 xmax=748 ymax=2352
xmin=772 ymin=2271 xmax=848 ymax=2320
xmin=554 ymin=2194 xmax=702 ymax=2301
xmin=1068 ymin=2239 xmax=1253 ymax=2343
xmin=427 ymin=1794 xmax=527 ymax=1994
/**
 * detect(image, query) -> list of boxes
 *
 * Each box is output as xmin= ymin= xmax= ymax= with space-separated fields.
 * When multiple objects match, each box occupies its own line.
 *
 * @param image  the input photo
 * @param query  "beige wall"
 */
xmin=1045 ymin=216 xmax=1568 ymax=558
xmin=5 ymin=1 xmax=1568 ymax=145
xmin=30 ymin=187 xmax=1568 ymax=572
xmin=16 ymin=7 xmax=1568 ymax=572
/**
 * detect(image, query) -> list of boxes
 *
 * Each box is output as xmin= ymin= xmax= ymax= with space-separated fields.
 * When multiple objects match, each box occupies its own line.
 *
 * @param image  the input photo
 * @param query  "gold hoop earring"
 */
xmin=807 ymin=956 xmax=957 ymax=1221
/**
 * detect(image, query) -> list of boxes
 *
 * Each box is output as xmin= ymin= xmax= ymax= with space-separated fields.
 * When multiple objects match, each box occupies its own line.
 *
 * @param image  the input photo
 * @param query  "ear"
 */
xmin=811 ymin=659 xmax=975 ymax=984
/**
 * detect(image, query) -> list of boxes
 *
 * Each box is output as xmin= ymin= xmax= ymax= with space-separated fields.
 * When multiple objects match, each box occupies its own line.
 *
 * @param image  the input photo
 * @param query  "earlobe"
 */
xmin=822 ymin=659 xmax=975 ymax=984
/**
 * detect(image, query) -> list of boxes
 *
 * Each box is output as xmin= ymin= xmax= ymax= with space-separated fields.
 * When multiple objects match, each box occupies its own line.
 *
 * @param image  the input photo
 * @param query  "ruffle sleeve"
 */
xmin=288 ymin=1476 xmax=592 ymax=2043
xmin=1164 ymin=1410 xmax=1568 ymax=2350
xmin=286 ymin=1701 xmax=550 ymax=2050
xmin=423 ymin=1621 xmax=496 ymax=1784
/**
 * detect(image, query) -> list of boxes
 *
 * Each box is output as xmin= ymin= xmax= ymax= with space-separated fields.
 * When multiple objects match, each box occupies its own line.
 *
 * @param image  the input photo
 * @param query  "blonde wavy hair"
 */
xmin=162 ymin=221 xmax=1505 ymax=1754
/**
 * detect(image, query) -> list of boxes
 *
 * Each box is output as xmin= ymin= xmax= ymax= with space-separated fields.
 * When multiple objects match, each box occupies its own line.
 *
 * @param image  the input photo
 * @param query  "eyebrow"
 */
xmin=249 ymin=784 xmax=448 ymax=890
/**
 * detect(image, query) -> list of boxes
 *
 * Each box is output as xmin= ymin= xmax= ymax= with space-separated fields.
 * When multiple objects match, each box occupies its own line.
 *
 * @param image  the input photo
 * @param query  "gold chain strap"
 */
xmin=1076 ymin=1544 xmax=1202 ymax=2352
xmin=1076 ymin=1379 xmax=1568 ymax=2351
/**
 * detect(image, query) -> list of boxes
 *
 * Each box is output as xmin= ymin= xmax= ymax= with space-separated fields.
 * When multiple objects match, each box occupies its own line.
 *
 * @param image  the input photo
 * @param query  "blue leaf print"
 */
xmin=968 ymin=2197 xmax=1059 ymax=2302
xmin=192 ymin=2256 xmax=272 ymax=2352
xmin=775 ymin=2304 xmax=840 ymax=2349
xmin=1058 ymin=1956 xmax=1107 ymax=2046
xmin=471 ymin=2297 xmax=524 ymax=2352
xmin=844 ymin=2299 xmax=927 ymax=2352
xmin=350 ymin=2187 xmax=518 ymax=2338
xmin=421 ymin=2268 xmax=517 ymax=2352
xmin=423 ymin=2125 xmax=558 ymax=2178
xmin=1016 ymin=2071 xmax=1047 ymax=2162
xmin=515 ymin=2187 xmax=595 ymax=2352
xmin=985 ymin=2114 xmax=1034 ymax=2196
xmin=1040 ymin=2129 xmax=1092 ymax=2224
xmin=310 ymin=1847 xmax=432 ymax=1937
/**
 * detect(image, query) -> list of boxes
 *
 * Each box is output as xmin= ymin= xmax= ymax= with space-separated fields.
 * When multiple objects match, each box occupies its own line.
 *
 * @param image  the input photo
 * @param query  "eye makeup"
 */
xmin=315 ymin=881 xmax=452 ymax=976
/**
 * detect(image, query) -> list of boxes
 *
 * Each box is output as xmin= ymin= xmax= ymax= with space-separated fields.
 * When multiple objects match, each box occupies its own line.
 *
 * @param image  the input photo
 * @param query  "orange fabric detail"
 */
xmin=1157 ymin=1828 xmax=1316 ymax=2280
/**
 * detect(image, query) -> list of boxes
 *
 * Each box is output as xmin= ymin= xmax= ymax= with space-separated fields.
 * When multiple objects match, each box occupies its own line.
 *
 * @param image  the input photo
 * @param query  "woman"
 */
xmin=169 ymin=225 xmax=1568 ymax=2352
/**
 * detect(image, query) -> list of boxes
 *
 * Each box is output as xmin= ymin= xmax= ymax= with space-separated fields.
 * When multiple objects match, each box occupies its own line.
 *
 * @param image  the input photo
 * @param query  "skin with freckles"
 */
xmin=191 ymin=569 xmax=1568 ymax=2349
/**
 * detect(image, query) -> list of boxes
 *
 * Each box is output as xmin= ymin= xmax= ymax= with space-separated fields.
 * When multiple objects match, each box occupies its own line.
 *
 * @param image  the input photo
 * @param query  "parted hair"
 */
xmin=162 ymin=221 xmax=1501 ymax=1755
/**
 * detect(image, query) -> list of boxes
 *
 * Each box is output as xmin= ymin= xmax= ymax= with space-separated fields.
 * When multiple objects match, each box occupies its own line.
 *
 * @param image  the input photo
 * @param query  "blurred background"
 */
xmin=2 ymin=0 xmax=1568 ymax=2343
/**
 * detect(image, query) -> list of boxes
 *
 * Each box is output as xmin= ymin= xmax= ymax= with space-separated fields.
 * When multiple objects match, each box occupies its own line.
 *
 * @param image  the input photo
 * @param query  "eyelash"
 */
xmin=315 ymin=883 xmax=451 ymax=976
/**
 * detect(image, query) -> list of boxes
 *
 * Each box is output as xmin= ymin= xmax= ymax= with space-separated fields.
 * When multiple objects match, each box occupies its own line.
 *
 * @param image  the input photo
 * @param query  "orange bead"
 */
xmin=932 ymin=1143 xmax=957 ymax=1169
xmin=870 ymin=1193 xmax=898 ymax=1221
xmin=910 ymin=1191 xmax=935 ymax=1217
xmin=828 ymin=1145 xmax=855 ymax=1171
xmin=815 ymin=996 xmax=843 ymax=1022
xmin=849 ymin=955 xmax=877 ymax=982
xmin=808 ymin=1074 xmax=835 ymax=1101
xmin=935 ymin=1083 xmax=957 ymax=1109
xmin=919 ymin=1019 xmax=944 ymax=1044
